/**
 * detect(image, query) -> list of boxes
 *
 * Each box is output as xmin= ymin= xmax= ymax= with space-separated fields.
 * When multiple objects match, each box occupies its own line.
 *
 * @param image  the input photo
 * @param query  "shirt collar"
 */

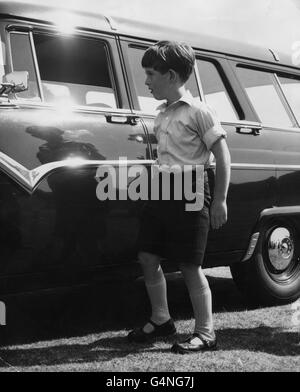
xmin=156 ymin=90 xmax=194 ymax=112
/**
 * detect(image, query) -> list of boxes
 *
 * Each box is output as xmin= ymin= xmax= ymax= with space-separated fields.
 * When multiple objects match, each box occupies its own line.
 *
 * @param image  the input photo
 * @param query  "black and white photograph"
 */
xmin=0 ymin=0 xmax=299 ymax=374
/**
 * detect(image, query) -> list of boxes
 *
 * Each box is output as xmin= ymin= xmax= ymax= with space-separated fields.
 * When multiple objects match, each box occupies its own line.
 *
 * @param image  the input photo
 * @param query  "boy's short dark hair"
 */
xmin=142 ymin=40 xmax=195 ymax=83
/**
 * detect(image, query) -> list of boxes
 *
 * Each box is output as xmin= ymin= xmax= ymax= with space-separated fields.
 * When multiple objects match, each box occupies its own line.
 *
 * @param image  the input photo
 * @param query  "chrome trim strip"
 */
xmin=275 ymin=166 xmax=300 ymax=171
xmin=274 ymin=73 xmax=299 ymax=128
xmin=124 ymin=113 xmax=300 ymax=132
xmin=1 ymin=150 xmax=300 ymax=194
xmin=221 ymin=121 xmax=262 ymax=128
xmin=193 ymin=64 xmax=204 ymax=101
xmin=30 ymin=159 xmax=154 ymax=191
xmin=29 ymin=30 xmax=44 ymax=101
xmin=0 ymin=153 xmax=154 ymax=193
xmin=35 ymin=161 xmax=300 ymax=184
xmin=6 ymin=99 xmax=135 ymax=115
xmin=0 ymin=152 xmax=32 ymax=190
xmin=261 ymin=206 xmax=300 ymax=216
xmin=206 ymin=162 xmax=300 ymax=171
xmin=242 ymin=232 xmax=260 ymax=261
xmin=231 ymin=163 xmax=300 ymax=171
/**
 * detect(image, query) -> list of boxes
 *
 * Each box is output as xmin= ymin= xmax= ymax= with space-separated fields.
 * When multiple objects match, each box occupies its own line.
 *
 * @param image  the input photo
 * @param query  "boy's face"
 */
xmin=144 ymin=67 xmax=171 ymax=101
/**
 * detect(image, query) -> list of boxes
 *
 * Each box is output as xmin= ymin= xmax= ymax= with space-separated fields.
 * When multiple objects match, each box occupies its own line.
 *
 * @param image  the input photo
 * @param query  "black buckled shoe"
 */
xmin=128 ymin=319 xmax=176 ymax=343
xmin=171 ymin=333 xmax=217 ymax=354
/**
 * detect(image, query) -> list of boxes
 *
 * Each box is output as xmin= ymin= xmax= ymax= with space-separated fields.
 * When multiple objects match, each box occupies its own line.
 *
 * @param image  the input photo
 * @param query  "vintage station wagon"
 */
xmin=0 ymin=1 xmax=300 ymax=306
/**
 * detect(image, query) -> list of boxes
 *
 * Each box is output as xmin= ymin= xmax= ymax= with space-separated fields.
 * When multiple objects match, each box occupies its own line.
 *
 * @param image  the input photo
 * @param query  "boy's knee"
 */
xmin=179 ymin=262 xmax=200 ymax=273
xmin=138 ymin=251 xmax=160 ymax=268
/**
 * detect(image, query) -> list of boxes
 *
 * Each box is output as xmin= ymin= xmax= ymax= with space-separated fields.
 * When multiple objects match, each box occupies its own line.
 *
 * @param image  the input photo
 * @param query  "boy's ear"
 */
xmin=168 ymin=69 xmax=178 ymax=82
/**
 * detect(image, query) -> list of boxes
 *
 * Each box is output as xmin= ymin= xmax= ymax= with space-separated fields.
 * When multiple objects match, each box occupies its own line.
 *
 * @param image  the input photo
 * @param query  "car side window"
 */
xmin=33 ymin=33 xmax=117 ymax=108
xmin=278 ymin=75 xmax=300 ymax=126
xmin=196 ymin=59 xmax=239 ymax=122
xmin=127 ymin=45 xmax=200 ymax=114
xmin=10 ymin=31 xmax=118 ymax=109
xmin=10 ymin=32 xmax=41 ymax=101
xmin=236 ymin=66 xmax=293 ymax=128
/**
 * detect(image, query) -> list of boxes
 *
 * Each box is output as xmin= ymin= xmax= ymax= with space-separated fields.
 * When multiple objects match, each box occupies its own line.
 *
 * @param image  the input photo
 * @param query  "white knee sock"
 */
xmin=181 ymin=265 xmax=215 ymax=341
xmin=143 ymin=269 xmax=171 ymax=332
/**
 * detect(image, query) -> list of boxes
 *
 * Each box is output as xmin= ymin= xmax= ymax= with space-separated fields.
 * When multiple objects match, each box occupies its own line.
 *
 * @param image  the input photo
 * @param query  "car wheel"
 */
xmin=230 ymin=220 xmax=300 ymax=306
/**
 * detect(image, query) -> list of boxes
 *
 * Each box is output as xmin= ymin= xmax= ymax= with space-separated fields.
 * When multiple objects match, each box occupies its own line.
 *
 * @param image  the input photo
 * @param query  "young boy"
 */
xmin=128 ymin=41 xmax=231 ymax=354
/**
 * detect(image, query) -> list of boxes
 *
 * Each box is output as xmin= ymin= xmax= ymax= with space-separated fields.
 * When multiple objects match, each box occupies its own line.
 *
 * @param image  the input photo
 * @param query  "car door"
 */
xmin=195 ymin=56 xmax=279 ymax=259
xmin=0 ymin=25 xmax=151 ymax=287
xmin=232 ymin=62 xmax=300 ymax=208
xmin=245 ymin=69 xmax=300 ymax=208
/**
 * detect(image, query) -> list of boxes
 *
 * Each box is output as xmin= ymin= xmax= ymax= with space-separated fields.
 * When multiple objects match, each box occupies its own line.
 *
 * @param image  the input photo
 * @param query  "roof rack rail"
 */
xmin=269 ymin=48 xmax=280 ymax=62
xmin=104 ymin=15 xmax=117 ymax=31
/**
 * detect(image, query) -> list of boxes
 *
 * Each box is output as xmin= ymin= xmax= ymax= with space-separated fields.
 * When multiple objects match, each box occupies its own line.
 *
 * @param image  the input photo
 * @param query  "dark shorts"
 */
xmin=138 ymin=171 xmax=211 ymax=266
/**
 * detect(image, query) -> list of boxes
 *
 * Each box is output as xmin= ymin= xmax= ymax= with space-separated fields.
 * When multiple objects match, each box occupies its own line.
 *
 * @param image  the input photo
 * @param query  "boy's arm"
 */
xmin=210 ymin=137 xmax=231 ymax=230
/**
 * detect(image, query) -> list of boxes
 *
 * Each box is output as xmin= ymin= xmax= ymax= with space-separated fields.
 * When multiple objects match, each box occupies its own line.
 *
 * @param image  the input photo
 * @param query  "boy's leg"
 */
xmin=179 ymin=263 xmax=215 ymax=341
xmin=127 ymin=251 xmax=175 ymax=342
xmin=138 ymin=251 xmax=171 ymax=332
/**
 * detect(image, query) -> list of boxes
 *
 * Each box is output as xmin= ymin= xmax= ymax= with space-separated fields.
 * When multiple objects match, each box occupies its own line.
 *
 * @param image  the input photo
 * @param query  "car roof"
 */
xmin=0 ymin=0 xmax=294 ymax=68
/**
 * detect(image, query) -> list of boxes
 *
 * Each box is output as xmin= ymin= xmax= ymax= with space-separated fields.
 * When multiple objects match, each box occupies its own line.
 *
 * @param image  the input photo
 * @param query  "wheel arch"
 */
xmin=242 ymin=206 xmax=300 ymax=263
xmin=230 ymin=205 xmax=300 ymax=306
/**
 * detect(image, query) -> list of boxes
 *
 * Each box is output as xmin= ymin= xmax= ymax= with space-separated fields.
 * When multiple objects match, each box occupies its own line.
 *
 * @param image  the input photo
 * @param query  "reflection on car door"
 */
xmin=0 ymin=29 xmax=152 ymax=287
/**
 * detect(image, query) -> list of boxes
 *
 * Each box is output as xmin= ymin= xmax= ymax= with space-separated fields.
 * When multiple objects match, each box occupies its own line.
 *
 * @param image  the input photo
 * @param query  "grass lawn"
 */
xmin=0 ymin=267 xmax=299 ymax=372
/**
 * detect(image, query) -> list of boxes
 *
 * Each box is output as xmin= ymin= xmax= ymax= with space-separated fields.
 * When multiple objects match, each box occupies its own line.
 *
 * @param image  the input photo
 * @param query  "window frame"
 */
xmin=275 ymin=73 xmax=300 ymax=128
xmin=122 ymin=41 xmax=153 ymax=114
xmin=232 ymin=60 xmax=300 ymax=130
xmin=121 ymin=40 xmax=247 ymax=124
xmin=195 ymin=54 xmax=244 ymax=121
xmin=6 ymin=24 xmax=124 ymax=111
xmin=8 ymin=29 xmax=43 ymax=102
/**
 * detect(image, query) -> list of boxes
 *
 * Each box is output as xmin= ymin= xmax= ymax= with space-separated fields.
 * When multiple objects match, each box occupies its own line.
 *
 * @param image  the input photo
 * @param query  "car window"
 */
xmin=236 ymin=66 xmax=293 ymax=128
xmin=127 ymin=45 xmax=200 ymax=114
xmin=10 ymin=32 xmax=41 ymax=101
xmin=278 ymin=75 xmax=300 ymax=125
xmin=196 ymin=59 xmax=239 ymax=122
xmin=10 ymin=32 xmax=118 ymax=108
xmin=33 ymin=33 xmax=117 ymax=108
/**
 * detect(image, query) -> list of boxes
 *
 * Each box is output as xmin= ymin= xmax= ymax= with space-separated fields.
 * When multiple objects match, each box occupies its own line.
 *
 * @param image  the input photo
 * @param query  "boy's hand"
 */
xmin=210 ymin=199 xmax=227 ymax=230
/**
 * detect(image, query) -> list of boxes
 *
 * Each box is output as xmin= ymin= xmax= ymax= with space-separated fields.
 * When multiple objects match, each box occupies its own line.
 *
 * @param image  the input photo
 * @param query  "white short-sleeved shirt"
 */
xmin=154 ymin=90 xmax=226 ymax=168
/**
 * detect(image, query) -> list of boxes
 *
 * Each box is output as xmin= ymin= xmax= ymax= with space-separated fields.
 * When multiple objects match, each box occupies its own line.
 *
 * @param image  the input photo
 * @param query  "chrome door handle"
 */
xmin=236 ymin=125 xmax=262 ymax=136
xmin=135 ymin=135 xmax=144 ymax=143
xmin=106 ymin=115 xmax=139 ymax=125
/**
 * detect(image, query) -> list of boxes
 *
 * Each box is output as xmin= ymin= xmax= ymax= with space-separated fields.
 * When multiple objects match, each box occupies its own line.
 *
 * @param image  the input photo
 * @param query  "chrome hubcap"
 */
xmin=268 ymin=227 xmax=294 ymax=271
